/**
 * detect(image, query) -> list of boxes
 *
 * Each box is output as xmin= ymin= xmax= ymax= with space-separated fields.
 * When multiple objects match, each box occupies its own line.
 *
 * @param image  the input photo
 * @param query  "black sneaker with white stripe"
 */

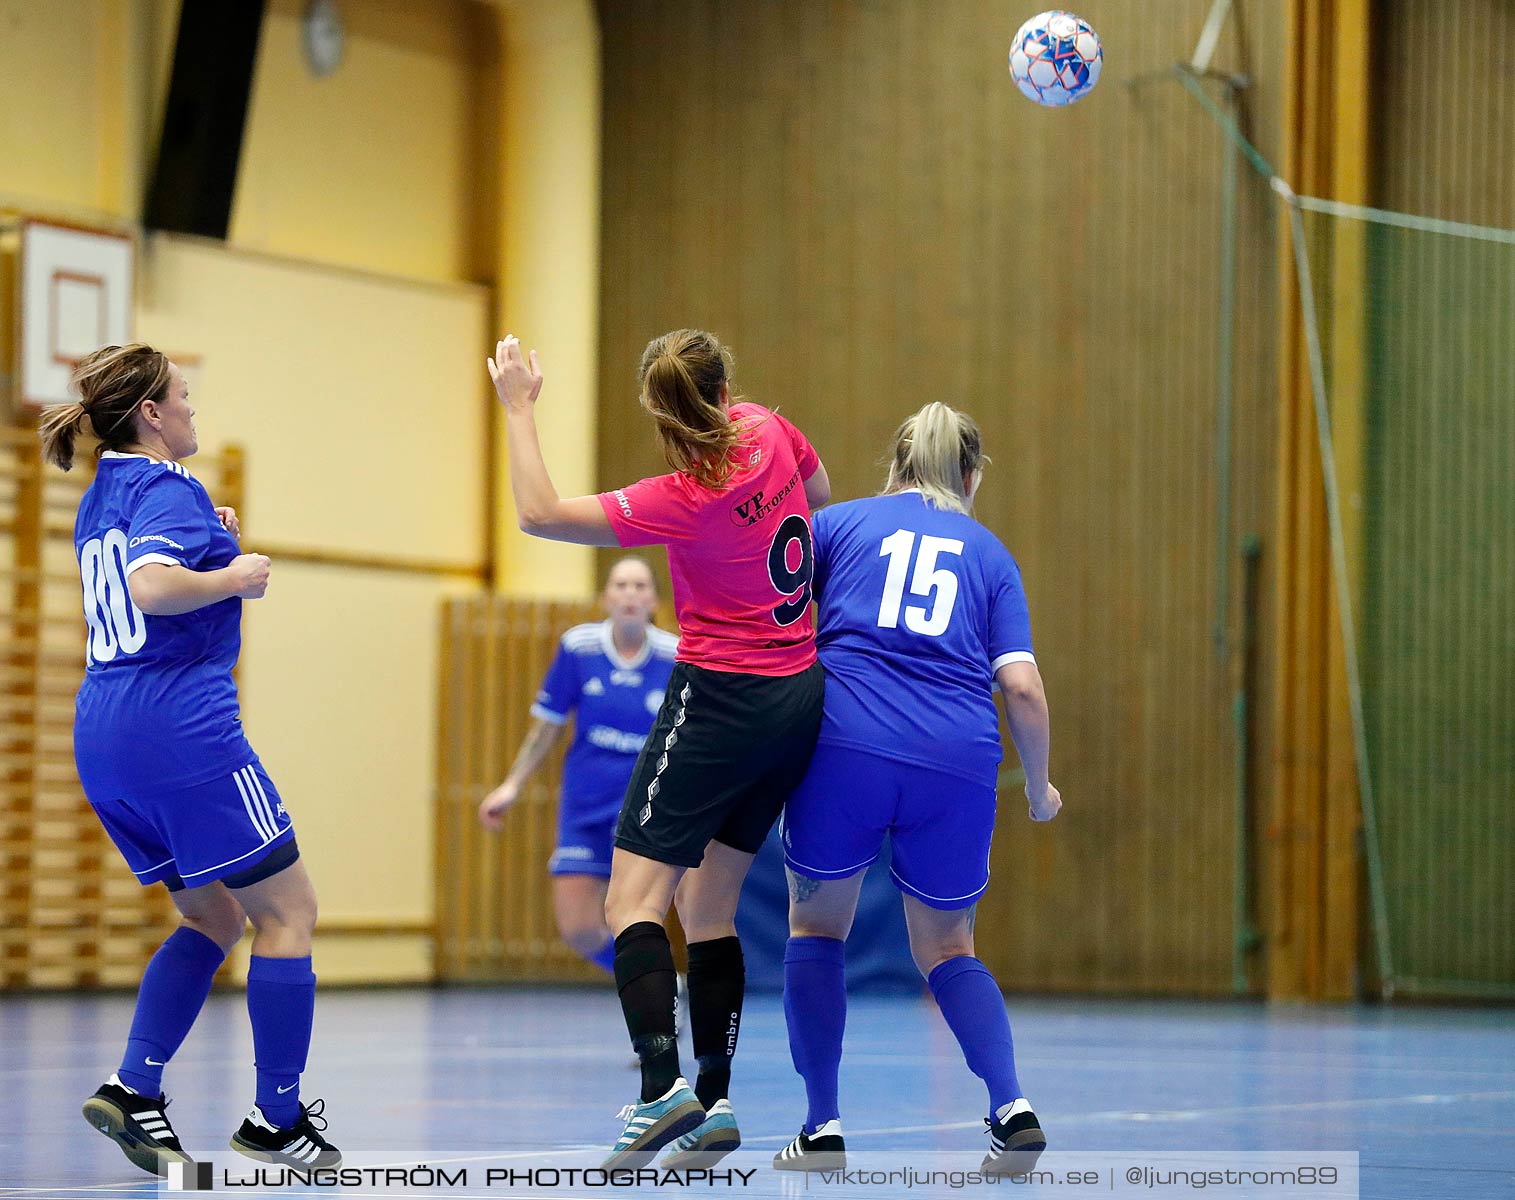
xmin=981 ymin=1099 xmax=1046 ymax=1176
xmin=81 ymin=1074 xmax=193 ymax=1178
xmin=230 ymin=1098 xmax=341 ymax=1169
xmin=772 ymin=1119 xmax=845 ymax=1171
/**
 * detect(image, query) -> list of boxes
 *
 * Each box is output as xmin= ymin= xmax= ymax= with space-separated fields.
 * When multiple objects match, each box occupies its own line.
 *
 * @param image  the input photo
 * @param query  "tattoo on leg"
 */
xmin=789 ymin=873 xmax=822 ymax=903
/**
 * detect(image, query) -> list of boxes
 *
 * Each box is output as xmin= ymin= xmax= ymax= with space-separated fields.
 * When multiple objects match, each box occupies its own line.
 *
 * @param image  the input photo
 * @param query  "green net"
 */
xmin=1180 ymin=66 xmax=1515 ymax=996
xmin=1300 ymin=204 xmax=1515 ymax=997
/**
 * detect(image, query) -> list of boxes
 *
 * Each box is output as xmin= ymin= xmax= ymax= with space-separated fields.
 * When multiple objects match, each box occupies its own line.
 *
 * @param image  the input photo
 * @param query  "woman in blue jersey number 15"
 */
xmin=38 ymin=345 xmax=339 ymax=1175
xmin=477 ymin=556 xmax=677 ymax=977
xmin=773 ymin=402 xmax=1061 ymax=1177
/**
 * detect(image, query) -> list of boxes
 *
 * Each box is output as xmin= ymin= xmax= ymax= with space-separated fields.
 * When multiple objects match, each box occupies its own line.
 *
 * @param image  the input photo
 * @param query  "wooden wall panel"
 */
xmin=597 ymin=1 xmax=1286 ymax=994
xmin=434 ymin=595 xmax=603 ymax=982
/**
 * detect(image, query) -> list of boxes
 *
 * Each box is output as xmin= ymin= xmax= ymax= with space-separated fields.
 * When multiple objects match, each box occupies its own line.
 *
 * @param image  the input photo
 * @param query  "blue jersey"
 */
xmin=72 ymin=452 xmax=251 ymax=796
xmin=532 ymin=621 xmax=678 ymax=821
xmin=810 ymin=491 xmax=1035 ymax=784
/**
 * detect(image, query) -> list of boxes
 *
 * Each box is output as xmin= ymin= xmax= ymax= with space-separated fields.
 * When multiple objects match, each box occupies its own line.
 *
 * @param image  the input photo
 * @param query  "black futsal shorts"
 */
xmin=614 ymin=660 xmax=824 ymax=868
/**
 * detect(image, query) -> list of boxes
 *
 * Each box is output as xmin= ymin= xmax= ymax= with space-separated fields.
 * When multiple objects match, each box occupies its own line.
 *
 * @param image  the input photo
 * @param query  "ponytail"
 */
xmin=37 ymin=344 xmax=170 ymax=472
xmin=882 ymin=402 xmax=988 ymax=513
xmin=37 ymin=401 xmax=91 ymax=471
xmin=638 ymin=329 xmax=754 ymax=490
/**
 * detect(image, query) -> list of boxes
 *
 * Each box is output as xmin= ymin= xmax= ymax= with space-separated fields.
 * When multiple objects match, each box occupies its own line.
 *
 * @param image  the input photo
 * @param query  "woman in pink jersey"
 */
xmin=488 ymin=329 xmax=828 ymax=1166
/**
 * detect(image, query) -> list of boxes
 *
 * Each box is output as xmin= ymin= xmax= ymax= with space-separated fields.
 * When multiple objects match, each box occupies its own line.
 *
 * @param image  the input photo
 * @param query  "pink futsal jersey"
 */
xmin=598 ymin=403 xmax=820 ymax=676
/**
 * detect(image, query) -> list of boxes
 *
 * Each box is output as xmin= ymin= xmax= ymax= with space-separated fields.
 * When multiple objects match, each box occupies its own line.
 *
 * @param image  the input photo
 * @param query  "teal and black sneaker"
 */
xmin=661 ymin=1098 xmax=741 ymax=1167
xmin=773 ymin=1119 xmax=845 ymax=1171
xmin=602 ymin=1078 xmax=704 ymax=1169
xmin=82 ymin=1074 xmax=193 ymax=1178
xmin=981 ymin=1099 xmax=1046 ymax=1176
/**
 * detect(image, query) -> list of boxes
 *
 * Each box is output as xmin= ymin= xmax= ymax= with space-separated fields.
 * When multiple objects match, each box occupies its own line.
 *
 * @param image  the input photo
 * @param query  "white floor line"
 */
xmin=737 ymin=1086 xmax=1515 ymax=1145
xmin=8 ymin=1043 xmax=1511 ymax=1085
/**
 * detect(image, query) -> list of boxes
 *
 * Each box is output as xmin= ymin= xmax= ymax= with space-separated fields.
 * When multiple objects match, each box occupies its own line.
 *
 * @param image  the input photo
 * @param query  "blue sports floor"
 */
xmin=0 ymin=987 xmax=1510 ymax=1199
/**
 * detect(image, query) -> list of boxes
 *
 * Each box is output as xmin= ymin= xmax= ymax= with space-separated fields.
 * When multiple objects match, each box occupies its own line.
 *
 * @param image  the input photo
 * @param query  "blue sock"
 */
xmin=927 ymin=956 xmax=1021 ymax=1115
xmin=783 ymin=936 xmax=846 ymax=1133
xmin=588 ymin=937 xmax=617 ymax=974
xmin=118 ymin=928 xmax=226 ymax=1096
xmin=247 ymin=955 xmax=316 ymax=1128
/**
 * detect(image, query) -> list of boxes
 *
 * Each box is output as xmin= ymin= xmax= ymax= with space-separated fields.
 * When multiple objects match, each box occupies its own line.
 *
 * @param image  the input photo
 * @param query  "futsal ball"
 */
xmin=1009 ymin=11 xmax=1102 ymax=107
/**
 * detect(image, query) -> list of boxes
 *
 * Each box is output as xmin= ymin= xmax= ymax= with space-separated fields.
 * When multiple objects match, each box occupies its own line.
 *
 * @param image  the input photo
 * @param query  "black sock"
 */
xmin=613 ymin=922 xmax=681 ymax=1103
xmin=687 ymin=935 xmax=744 ymax=1108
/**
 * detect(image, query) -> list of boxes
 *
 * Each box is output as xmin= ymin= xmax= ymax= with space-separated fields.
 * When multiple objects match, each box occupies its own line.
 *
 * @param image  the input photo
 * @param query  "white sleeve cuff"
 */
xmin=124 ymin=552 xmax=186 ymax=577
xmin=529 ymin=704 xmax=570 ymax=726
xmin=990 ymin=650 xmax=1036 ymax=673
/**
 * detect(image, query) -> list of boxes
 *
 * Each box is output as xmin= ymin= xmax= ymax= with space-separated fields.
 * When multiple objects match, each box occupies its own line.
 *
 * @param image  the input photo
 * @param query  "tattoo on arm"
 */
xmin=789 ymin=872 xmax=823 ymax=903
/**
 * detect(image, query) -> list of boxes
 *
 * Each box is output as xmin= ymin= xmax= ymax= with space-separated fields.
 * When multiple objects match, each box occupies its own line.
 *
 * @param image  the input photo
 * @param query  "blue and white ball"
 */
xmin=1009 ymin=10 xmax=1102 ymax=107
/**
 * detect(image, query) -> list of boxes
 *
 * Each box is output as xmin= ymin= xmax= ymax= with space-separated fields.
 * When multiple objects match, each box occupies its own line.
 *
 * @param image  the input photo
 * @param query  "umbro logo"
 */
xmin=639 ymin=802 xmax=653 ymax=826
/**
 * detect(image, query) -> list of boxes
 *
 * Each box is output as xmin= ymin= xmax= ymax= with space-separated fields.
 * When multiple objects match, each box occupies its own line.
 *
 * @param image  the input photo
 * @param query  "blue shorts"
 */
xmin=89 ymin=759 xmax=296 ymax=891
xmin=781 ymin=743 xmax=997 ymax=910
xmin=548 ymin=790 xmax=618 ymax=878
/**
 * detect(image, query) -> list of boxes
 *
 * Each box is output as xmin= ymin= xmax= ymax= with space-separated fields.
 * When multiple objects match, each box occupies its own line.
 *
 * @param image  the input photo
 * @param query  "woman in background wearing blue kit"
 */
xmin=478 ymin=556 xmax=677 ymax=975
xmin=773 ymin=402 xmax=1061 ymax=1176
xmin=39 ymin=344 xmax=339 ymax=1175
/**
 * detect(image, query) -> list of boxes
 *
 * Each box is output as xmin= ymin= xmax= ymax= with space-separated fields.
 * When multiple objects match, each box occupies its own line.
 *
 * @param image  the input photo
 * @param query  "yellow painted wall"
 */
xmin=491 ymin=0 xmax=601 ymax=599
xmin=234 ymin=0 xmax=491 ymax=281
xmin=0 ymin=0 xmax=119 ymax=214
xmin=135 ymin=238 xmax=488 ymax=560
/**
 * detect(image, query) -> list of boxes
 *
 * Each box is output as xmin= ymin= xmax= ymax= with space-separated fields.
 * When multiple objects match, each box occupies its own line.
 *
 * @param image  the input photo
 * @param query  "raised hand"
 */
xmin=486 ymin=335 xmax=544 ymax=413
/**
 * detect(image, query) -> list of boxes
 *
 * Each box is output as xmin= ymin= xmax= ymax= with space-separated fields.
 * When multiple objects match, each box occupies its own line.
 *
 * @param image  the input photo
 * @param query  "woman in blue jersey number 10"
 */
xmin=38 ymin=345 xmax=339 ymax=1175
xmin=477 ymin=556 xmax=677 ymax=978
xmin=773 ymin=402 xmax=1061 ymax=1177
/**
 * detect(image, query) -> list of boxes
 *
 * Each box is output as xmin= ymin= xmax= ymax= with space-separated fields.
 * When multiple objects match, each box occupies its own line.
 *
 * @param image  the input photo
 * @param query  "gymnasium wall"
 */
xmin=0 ymin=0 xmax=598 ymax=983
xmin=597 ymin=0 xmax=1289 ymax=995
